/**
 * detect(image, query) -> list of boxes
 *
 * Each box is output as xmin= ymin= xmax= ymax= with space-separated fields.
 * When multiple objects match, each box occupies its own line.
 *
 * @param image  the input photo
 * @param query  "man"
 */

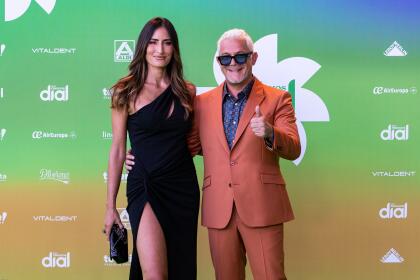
xmin=127 ymin=29 xmax=300 ymax=279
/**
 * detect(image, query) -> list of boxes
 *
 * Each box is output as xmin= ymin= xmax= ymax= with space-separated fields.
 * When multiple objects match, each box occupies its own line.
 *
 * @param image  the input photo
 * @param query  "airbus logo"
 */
xmin=5 ymin=0 xmax=57 ymax=22
xmin=198 ymin=34 xmax=329 ymax=165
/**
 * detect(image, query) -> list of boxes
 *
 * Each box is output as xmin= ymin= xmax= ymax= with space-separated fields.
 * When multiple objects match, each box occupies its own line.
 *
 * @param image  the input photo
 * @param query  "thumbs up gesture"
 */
xmin=250 ymin=106 xmax=273 ymax=138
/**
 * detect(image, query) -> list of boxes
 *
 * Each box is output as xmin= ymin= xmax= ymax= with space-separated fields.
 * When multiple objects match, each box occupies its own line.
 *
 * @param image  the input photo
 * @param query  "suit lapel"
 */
xmin=231 ymin=79 xmax=265 ymax=151
xmin=212 ymin=84 xmax=230 ymax=155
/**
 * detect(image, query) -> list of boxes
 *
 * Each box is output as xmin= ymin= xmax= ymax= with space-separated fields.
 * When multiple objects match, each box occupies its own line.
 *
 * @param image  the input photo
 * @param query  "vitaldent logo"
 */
xmin=32 ymin=130 xmax=77 ymax=139
xmin=41 ymin=252 xmax=70 ymax=268
xmin=33 ymin=215 xmax=77 ymax=222
xmin=372 ymin=171 xmax=415 ymax=177
xmin=102 ymin=88 xmax=112 ymax=100
xmin=379 ymin=203 xmax=407 ymax=219
xmin=40 ymin=169 xmax=70 ymax=184
xmin=104 ymin=254 xmax=132 ymax=266
xmin=40 ymin=85 xmax=69 ymax=101
xmin=32 ymin=48 xmax=76 ymax=55
xmin=384 ymin=41 xmax=407 ymax=57
xmin=5 ymin=0 xmax=56 ymax=22
xmin=380 ymin=125 xmax=409 ymax=141
xmin=103 ymin=172 xmax=128 ymax=183
xmin=197 ymin=34 xmax=329 ymax=165
xmin=102 ymin=131 xmax=112 ymax=140
xmin=117 ymin=208 xmax=131 ymax=230
xmin=114 ymin=40 xmax=135 ymax=62
xmin=0 ymin=129 xmax=6 ymax=141
xmin=0 ymin=212 xmax=7 ymax=224
xmin=373 ymin=86 xmax=417 ymax=95
xmin=381 ymin=248 xmax=404 ymax=263
xmin=0 ymin=88 xmax=4 ymax=98
xmin=0 ymin=173 xmax=7 ymax=182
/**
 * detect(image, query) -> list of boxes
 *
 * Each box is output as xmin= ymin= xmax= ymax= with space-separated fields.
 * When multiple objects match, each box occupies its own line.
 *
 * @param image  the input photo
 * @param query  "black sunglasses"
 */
xmin=217 ymin=52 xmax=253 ymax=66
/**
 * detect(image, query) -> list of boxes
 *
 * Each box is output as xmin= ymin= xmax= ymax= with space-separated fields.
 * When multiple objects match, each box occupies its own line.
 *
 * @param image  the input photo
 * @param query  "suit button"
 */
xmin=228 ymin=183 xmax=232 ymax=187
xmin=230 ymin=161 xmax=236 ymax=166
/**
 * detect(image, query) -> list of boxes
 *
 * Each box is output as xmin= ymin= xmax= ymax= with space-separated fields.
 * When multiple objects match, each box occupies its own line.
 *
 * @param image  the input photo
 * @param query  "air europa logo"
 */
xmin=373 ymin=86 xmax=417 ymax=95
xmin=197 ymin=34 xmax=329 ymax=165
xmin=5 ymin=0 xmax=57 ymax=22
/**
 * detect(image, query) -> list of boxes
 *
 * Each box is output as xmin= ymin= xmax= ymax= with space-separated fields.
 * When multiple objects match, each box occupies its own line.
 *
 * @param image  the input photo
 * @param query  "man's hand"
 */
xmin=250 ymin=105 xmax=273 ymax=139
xmin=125 ymin=149 xmax=135 ymax=172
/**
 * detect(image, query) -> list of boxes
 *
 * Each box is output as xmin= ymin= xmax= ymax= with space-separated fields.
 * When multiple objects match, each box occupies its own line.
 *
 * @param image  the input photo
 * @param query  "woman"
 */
xmin=104 ymin=17 xmax=199 ymax=280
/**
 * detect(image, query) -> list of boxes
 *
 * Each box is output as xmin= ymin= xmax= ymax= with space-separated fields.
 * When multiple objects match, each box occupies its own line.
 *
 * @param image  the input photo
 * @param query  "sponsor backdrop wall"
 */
xmin=0 ymin=0 xmax=419 ymax=279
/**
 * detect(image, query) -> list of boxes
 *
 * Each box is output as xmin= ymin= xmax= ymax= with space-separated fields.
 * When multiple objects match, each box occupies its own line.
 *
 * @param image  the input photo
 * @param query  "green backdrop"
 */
xmin=0 ymin=0 xmax=419 ymax=279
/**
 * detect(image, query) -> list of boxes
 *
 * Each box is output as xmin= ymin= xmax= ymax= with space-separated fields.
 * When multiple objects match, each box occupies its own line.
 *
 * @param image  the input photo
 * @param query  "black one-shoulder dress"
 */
xmin=126 ymin=86 xmax=199 ymax=279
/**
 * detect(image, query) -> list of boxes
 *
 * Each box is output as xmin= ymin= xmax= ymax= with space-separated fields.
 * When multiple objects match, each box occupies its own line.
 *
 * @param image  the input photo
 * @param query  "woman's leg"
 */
xmin=137 ymin=202 xmax=168 ymax=280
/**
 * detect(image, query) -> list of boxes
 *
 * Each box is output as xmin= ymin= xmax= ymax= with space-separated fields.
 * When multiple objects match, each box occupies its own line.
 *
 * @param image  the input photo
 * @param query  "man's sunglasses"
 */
xmin=217 ymin=52 xmax=253 ymax=66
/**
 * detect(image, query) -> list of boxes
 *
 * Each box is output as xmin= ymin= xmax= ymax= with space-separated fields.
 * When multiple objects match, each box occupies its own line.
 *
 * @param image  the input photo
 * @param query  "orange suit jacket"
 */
xmin=188 ymin=78 xmax=301 ymax=229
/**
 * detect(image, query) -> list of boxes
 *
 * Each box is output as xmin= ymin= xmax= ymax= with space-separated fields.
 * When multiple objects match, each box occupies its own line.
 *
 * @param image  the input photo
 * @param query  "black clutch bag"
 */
xmin=109 ymin=224 xmax=128 ymax=264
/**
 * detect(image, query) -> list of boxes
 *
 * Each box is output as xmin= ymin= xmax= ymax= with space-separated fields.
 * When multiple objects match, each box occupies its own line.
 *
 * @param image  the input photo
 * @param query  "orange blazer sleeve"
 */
xmin=270 ymin=91 xmax=301 ymax=160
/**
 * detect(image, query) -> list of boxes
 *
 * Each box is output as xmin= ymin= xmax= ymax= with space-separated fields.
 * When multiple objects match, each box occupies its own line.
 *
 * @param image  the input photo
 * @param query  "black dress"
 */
xmin=126 ymin=86 xmax=199 ymax=279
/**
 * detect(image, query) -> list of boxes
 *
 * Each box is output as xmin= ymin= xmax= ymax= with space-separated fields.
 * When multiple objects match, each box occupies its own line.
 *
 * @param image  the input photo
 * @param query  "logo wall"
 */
xmin=197 ymin=34 xmax=329 ymax=165
xmin=5 ymin=0 xmax=56 ymax=22
xmin=384 ymin=41 xmax=407 ymax=57
xmin=0 ymin=128 xmax=6 ymax=141
xmin=117 ymin=208 xmax=131 ymax=230
xmin=41 ymin=252 xmax=70 ymax=268
xmin=40 ymin=85 xmax=69 ymax=101
xmin=379 ymin=203 xmax=407 ymax=219
xmin=33 ymin=215 xmax=77 ymax=222
xmin=40 ymin=169 xmax=70 ymax=184
xmin=381 ymin=248 xmax=404 ymax=263
xmin=0 ymin=212 xmax=7 ymax=224
xmin=0 ymin=173 xmax=7 ymax=182
xmin=114 ymin=40 xmax=135 ymax=62
xmin=103 ymin=172 xmax=127 ymax=183
xmin=104 ymin=254 xmax=132 ymax=266
xmin=32 ymin=131 xmax=77 ymax=139
xmin=380 ymin=125 xmax=409 ymax=141
xmin=373 ymin=86 xmax=417 ymax=95
xmin=102 ymin=88 xmax=112 ymax=100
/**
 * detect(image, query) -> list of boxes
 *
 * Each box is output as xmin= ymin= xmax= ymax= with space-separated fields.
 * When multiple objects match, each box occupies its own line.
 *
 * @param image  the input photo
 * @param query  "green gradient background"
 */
xmin=1 ymin=0 xmax=419 ymax=279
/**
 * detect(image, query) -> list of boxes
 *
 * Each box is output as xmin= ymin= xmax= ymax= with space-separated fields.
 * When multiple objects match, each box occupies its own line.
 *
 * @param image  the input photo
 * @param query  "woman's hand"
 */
xmin=104 ymin=208 xmax=124 ymax=241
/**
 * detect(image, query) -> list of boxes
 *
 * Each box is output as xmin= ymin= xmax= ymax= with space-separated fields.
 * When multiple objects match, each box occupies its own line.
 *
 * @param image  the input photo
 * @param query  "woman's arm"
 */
xmin=104 ymin=107 xmax=127 ymax=237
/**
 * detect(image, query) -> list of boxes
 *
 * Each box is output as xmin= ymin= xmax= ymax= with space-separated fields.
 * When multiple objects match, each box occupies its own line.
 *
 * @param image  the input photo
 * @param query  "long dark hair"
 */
xmin=111 ymin=17 xmax=193 ymax=118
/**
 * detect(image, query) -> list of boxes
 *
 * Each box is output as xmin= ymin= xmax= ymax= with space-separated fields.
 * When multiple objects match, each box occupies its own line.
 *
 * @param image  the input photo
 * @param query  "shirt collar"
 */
xmin=222 ymin=77 xmax=255 ymax=101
